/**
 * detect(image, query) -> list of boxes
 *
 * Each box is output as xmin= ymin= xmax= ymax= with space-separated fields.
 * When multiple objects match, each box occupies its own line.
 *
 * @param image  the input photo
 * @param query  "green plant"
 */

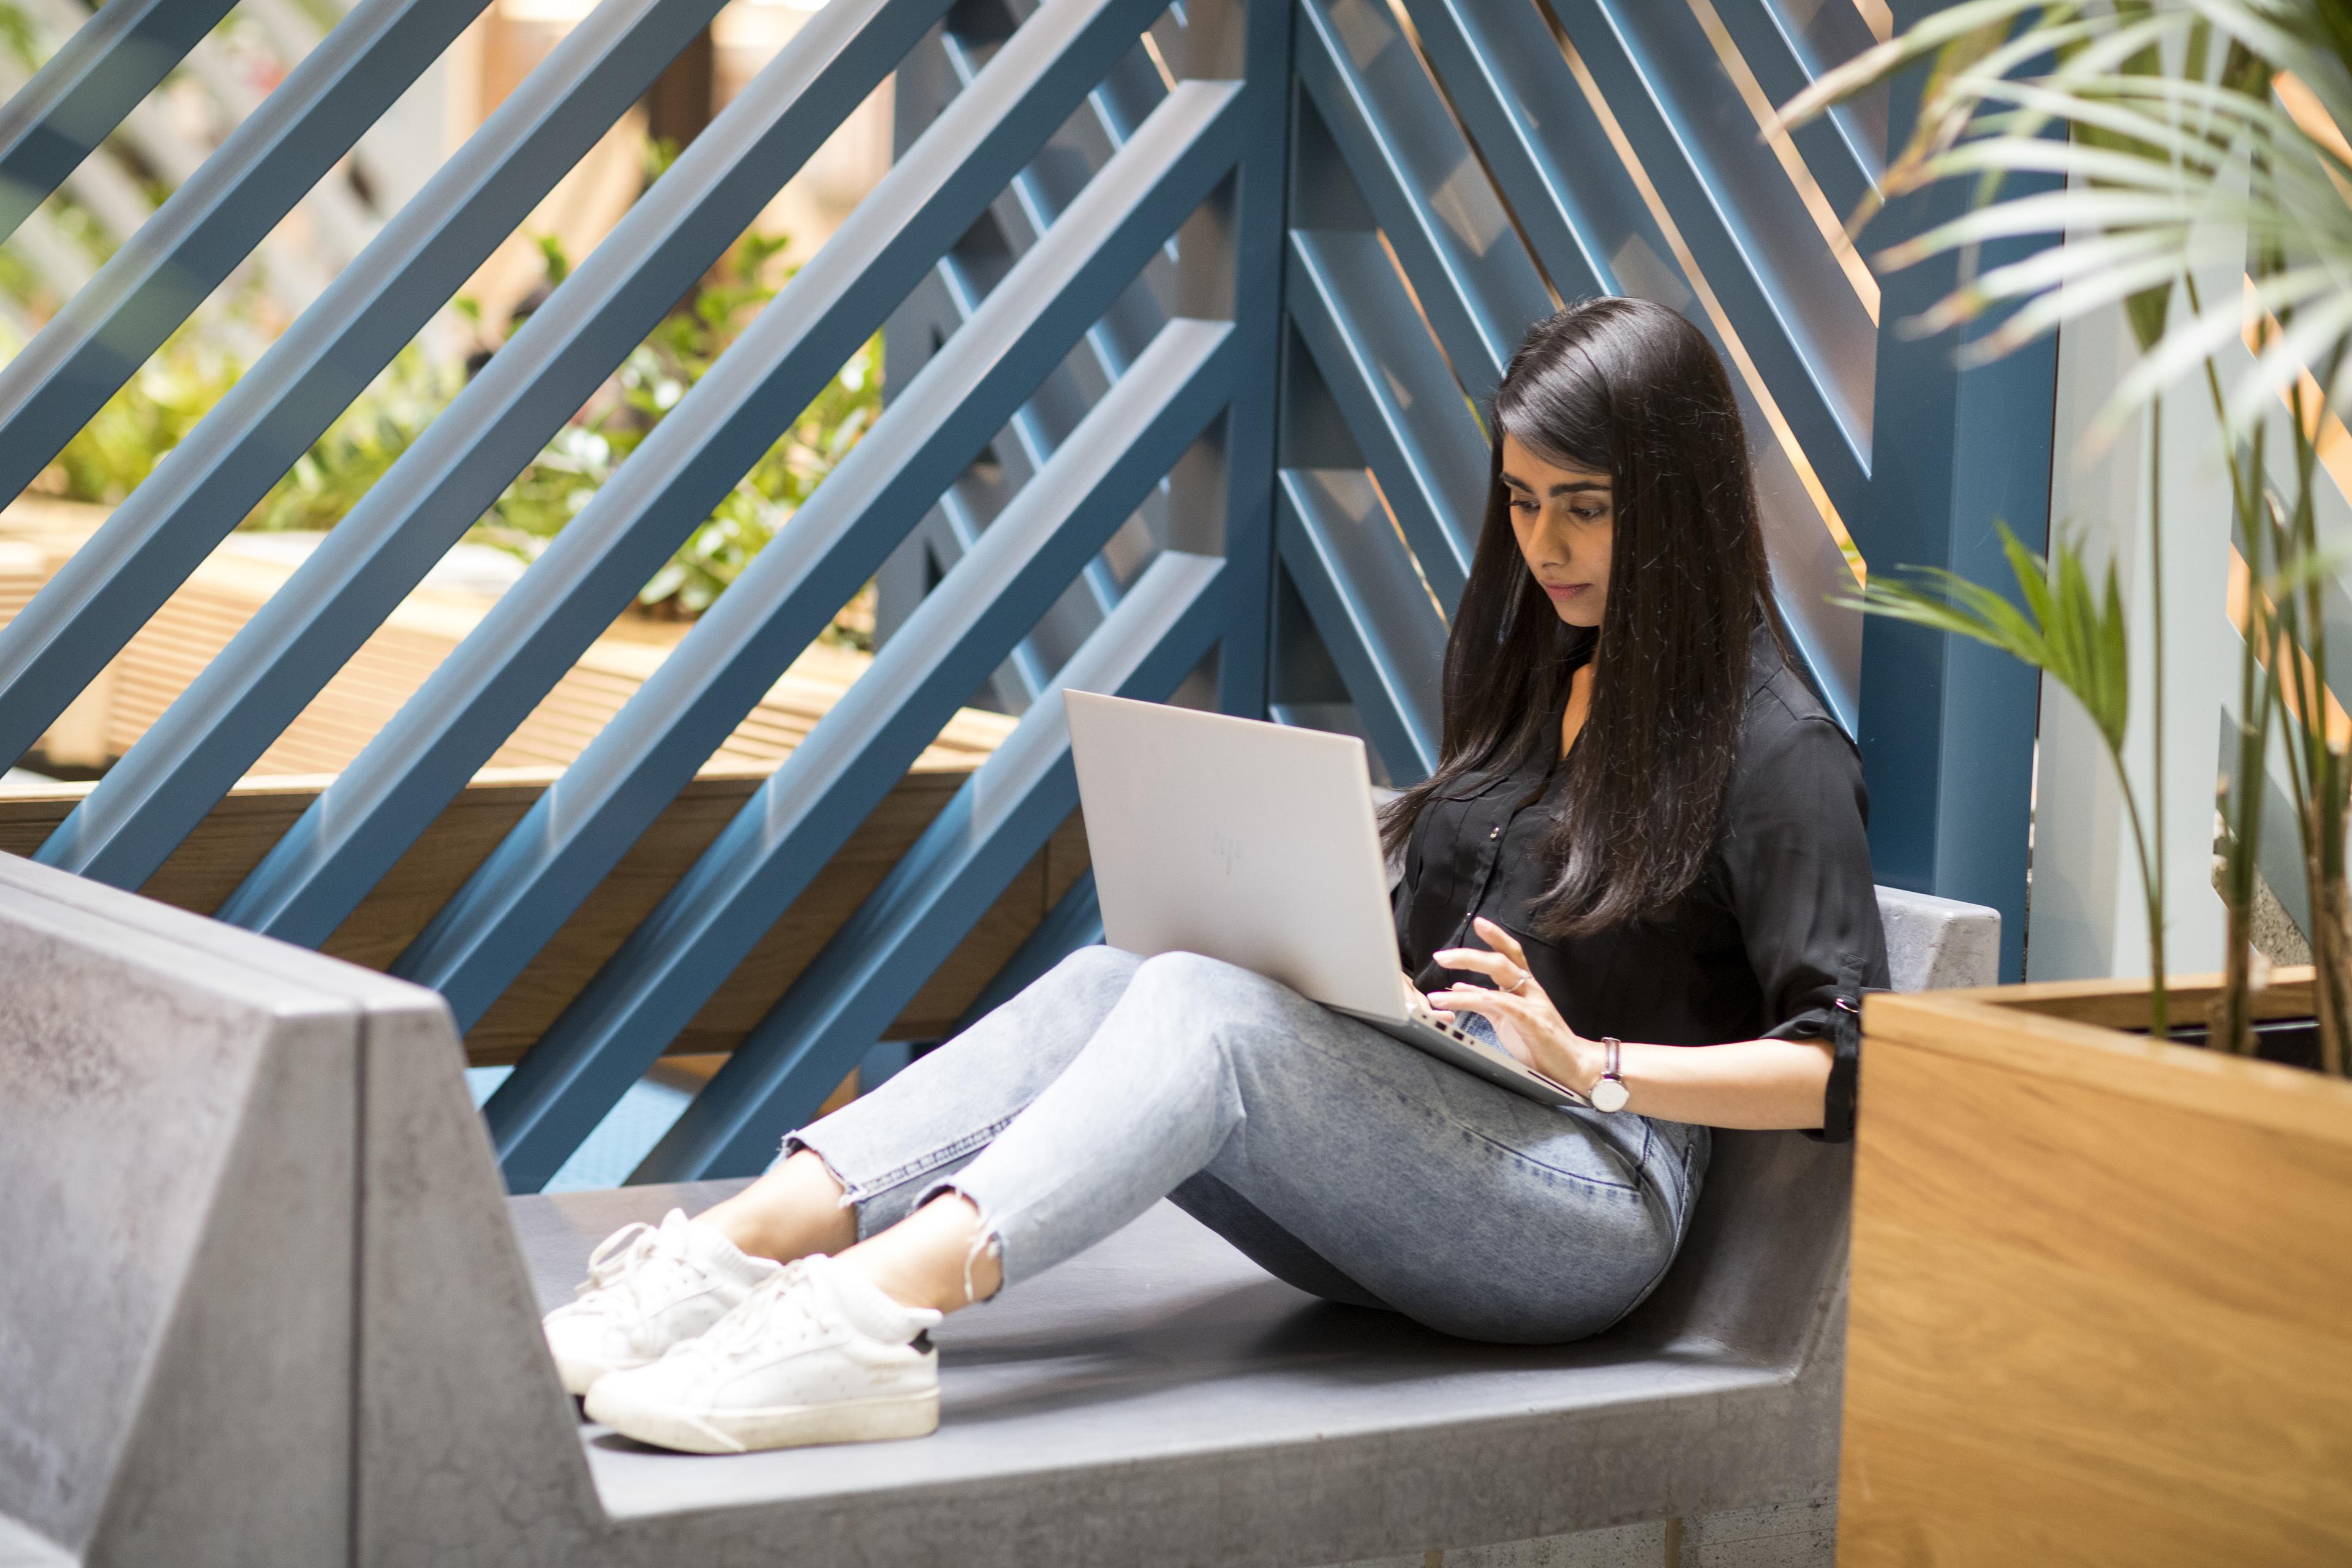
xmin=46 ymin=320 xmax=246 ymax=503
xmin=246 ymin=345 xmax=461 ymax=532
xmin=470 ymin=230 xmax=882 ymax=623
xmin=1785 ymin=0 xmax=2352 ymax=1069
xmin=25 ymin=223 xmax=880 ymax=641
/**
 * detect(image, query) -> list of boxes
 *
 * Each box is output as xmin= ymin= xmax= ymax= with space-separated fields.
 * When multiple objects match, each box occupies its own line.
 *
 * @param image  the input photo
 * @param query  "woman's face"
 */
xmin=1500 ymin=433 xmax=1613 ymax=628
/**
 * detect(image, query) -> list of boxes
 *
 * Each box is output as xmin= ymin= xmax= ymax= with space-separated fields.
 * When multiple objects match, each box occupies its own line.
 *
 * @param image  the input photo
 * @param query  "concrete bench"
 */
xmin=0 ymin=850 xmax=1996 ymax=1567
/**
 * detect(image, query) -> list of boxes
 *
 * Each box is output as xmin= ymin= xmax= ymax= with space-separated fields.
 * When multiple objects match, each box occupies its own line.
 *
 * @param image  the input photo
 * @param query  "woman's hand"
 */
xmin=1427 ymin=916 xmax=1600 ymax=1095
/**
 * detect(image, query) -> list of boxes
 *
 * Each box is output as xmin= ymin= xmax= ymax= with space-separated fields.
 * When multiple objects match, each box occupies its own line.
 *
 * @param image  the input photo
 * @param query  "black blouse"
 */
xmin=1392 ymin=627 xmax=1889 ymax=1140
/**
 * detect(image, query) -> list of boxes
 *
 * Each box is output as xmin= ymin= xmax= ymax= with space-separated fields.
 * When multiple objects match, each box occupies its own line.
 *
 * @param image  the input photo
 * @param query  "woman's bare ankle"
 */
xmin=695 ymin=1150 xmax=859 ymax=1263
xmin=839 ymin=1193 xmax=1002 ymax=1315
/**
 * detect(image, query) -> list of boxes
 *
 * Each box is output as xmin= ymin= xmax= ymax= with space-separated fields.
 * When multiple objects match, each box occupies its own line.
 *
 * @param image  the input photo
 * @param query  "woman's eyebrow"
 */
xmin=1500 ymin=470 xmax=1610 ymax=497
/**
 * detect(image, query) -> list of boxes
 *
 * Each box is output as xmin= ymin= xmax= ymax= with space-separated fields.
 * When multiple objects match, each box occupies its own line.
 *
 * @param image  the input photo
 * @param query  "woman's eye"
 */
xmin=1571 ymin=505 xmax=1608 ymax=522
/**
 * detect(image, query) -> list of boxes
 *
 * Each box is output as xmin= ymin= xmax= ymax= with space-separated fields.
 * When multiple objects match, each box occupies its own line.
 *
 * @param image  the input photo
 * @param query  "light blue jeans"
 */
xmin=791 ymin=946 xmax=1709 ymax=1344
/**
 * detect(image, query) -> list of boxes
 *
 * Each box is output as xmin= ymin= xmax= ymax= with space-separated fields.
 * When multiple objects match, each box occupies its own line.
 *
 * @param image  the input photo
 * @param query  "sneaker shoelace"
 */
xmin=668 ymin=1261 xmax=831 ymax=1371
xmin=560 ymin=1219 xmax=704 ymax=1323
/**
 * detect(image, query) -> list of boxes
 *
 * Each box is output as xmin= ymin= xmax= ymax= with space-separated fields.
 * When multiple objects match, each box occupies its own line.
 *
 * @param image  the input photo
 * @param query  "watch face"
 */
xmin=1591 ymin=1077 xmax=1630 ymax=1113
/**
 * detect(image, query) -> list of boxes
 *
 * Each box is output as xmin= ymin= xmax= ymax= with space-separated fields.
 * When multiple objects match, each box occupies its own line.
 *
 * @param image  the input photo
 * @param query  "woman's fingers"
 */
xmin=1434 ymin=946 xmax=1515 ymax=983
xmin=1471 ymin=916 xmax=1528 ymax=965
xmin=1428 ymin=986 xmax=1531 ymax=1023
xmin=1427 ymin=990 xmax=1539 ymax=1065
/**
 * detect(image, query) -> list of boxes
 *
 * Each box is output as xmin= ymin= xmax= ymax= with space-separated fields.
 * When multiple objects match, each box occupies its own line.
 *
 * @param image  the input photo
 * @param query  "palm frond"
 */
xmin=1836 ymin=523 xmax=2134 ymax=754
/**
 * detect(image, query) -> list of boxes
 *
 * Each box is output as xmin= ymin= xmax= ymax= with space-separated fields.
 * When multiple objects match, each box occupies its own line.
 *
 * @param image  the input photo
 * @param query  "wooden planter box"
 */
xmin=1841 ymin=971 xmax=2352 ymax=1566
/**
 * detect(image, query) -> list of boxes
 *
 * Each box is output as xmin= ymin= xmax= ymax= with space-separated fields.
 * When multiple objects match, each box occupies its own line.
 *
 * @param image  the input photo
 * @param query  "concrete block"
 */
xmin=0 ymin=857 xmax=356 ymax=1567
xmin=1876 ymin=886 xmax=2000 ymax=992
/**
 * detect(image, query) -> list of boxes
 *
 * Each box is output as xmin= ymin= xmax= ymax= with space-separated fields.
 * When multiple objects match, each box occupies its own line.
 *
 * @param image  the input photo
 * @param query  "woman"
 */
xmin=543 ymin=297 xmax=1889 ymax=1456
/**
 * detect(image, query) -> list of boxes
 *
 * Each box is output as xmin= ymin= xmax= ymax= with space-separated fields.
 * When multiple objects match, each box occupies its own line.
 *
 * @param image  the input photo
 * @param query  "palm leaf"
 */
xmin=1839 ymin=524 xmax=2132 ymax=755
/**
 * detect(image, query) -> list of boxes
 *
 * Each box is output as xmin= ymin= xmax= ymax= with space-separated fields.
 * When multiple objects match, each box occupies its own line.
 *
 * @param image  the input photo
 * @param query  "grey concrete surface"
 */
xmin=1876 ymin=884 xmax=2001 ymax=994
xmin=0 ymin=857 xmax=358 ymax=1567
xmin=0 ymin=854 xmax=1994 ymax=1567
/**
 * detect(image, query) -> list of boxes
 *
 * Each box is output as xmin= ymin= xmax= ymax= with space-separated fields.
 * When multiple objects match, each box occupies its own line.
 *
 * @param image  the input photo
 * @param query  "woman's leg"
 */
xmin=859 ymin=949 xmax=1708 ymax=1341
xmin=697 ymin=943 xmax=1142 ymax=1264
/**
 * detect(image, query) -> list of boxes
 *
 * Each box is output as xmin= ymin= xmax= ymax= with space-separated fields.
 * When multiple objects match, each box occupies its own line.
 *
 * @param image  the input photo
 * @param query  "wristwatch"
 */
xmin=1590 ymin=1036 xmax=1630 ymax=1113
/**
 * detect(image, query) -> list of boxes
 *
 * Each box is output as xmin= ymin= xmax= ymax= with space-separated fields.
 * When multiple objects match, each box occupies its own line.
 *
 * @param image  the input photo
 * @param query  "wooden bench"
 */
xmin=0 ymin=850 xmax=1996 ymax=1567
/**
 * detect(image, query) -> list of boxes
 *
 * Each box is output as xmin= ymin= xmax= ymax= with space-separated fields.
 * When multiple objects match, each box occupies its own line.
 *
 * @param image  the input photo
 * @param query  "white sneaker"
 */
xmin=584 ymin=1253 xmax=943 ymax=1454
xmin=541 ymin=1209 xmax=781 ymax=1395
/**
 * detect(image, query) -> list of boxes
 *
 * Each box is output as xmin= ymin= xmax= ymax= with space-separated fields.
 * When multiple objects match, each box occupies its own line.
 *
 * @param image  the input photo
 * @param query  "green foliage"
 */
xmin=1792 ymin=0 xmax=2352 ymax=1062
xmin=49 ymin=322 xmax=246 ymax=503
xmin=246 ymin=347 xmax=461 ymax=533
xmin=29 ymin=227 xmax=880 ymax=633
xmin=470 ymin=230 xmax=881 ymax=623
xmin=1849 ymin=523 xmax=2131 ymax=756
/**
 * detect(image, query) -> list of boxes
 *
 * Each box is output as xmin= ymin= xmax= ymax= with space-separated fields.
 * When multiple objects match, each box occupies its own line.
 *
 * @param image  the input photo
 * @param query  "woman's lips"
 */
xmin=1540 ymin=581 xmax=1589 ymax=601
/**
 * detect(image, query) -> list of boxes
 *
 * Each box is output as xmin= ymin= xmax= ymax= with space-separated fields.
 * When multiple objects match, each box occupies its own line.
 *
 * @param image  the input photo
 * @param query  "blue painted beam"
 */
xmin=486 ymin=319 xmax=1232 ymax=1188
xmin=34 ymin=0 xmax=953 ymax=886
xmin=1398 ymin=0 xmax=1868 ymax=527
xmin=1392 ymin=0 xmax=1862 ymax=727
xmin=951 ymin=867 xmax=1103 ymax=1035
xmin=1292 ymin=0 xmax=1550 ymax=402
xmin=1761 ymin=0 xmax=1887 ymax=181
xmin=0 ymin=0 xmax=492 ymax=507
xmin=1394 ymin=0 xmax=1611 ymax=301
xmin=1284 ymin=229 xmax=1485 ymax=609
xmin=1847 ymin=0 xmax=2056 ymax=983
xmin=1180 ymin=0 xmax=1287 ymax=726
xmin=396 ymin=80 xmax=1246 ymax=1031
xmin=1533 ymin=0 xmax=1872 ymax=503
xmin=1276 ymin=466 xmax=1444 ymax=782
xmin=1708 ymin=0 xmax=1876 ymax=218
xmin=213 ymin=0 xmax=1178 ymax=947
xmin=635 ymin=549 xmax=1227 ymax=1183
xmin=0 ymin=0 xmax=731 ymax=776
xmin=0 ymin=0 xmax=238 ymax=244
xmin=1569 ymin=0 xmax=1875 ymax=461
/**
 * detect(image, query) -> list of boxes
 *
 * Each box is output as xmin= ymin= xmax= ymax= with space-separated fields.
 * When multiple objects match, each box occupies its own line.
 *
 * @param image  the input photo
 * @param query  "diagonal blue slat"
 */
xmin=396 ymin=80 xmax=1246 ymax=1031
xmin=1284 ymin=229 xmax=1485 ymax=608
xmin=0 ymin=0 xmax=731 ymax=775
xmin=633 ymin=549 xmax=1227 ymax=1183
xmin=213 ymin=0 xmax=1178 ymax=947
xmin=0 ymin=0 xmax=239 ymax=244
xmin=1708 ymin=0 xmax=1876 ymax=217
xmin=0 ymin=0 xmax=492 ymax=505
xmin=1398 ymin=0 xmax=1868 ymax=527
xmin=486 ymin=320 xmax=1232 ymax=1188
xmin=883 ymin=8 xmax=1182 ymax=708
xmin=1395 ymin=0 xmax=1610 ymax=300
xmin=1390 ymin=0 xmax=1860 ymax=726
xmin=935 ymin=16 xmax=1170 ymax=396
xmin=1293 ymin=0 xmax=1550 ymax=402
xmin=1577 ymin=0 xmax=1874 ymax=453
xmin=34 ymin=0 xmax=953 ymax=886
xmin=1538 ymin=0 xmax=1871 ymax=486
xmin=900 ymin=18 xmax=1178 ymax=679
xmin=951 ymin=867 xmax=1102 ymax=1035
xmin=1276 ymin=466 xmax=1445 ymax=782
xmin=1762 ymin=0 xmax=1885 ymax=175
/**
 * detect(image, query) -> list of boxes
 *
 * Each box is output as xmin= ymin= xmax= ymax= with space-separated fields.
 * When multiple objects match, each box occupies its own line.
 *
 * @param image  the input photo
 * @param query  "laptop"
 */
xmin=1064 ymin=690 xmax=1586 ymax=1109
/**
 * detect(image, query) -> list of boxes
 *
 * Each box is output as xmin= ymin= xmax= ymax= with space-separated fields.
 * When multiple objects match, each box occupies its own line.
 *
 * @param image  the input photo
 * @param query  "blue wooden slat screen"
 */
xmin=0 ymin=0 xmax=2050 ymax=1186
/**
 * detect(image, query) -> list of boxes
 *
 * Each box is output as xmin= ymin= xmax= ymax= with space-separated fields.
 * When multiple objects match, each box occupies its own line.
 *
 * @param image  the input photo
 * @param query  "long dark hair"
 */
xmin=1381 ymin=297 xmax=1781 ymax=937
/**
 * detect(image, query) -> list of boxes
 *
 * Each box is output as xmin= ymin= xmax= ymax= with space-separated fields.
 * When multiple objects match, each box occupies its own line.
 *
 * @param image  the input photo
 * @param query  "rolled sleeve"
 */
xmin=1721 ymin=710 xmax=1888 ymax=1141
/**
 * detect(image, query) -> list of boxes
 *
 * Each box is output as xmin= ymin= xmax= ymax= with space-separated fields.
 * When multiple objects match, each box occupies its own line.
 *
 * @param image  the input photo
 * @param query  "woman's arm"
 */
xmin=1428 ymin=917 xmax=1833 ymax=1131
xmin=1560 ymin=1036 xmax=1831 ymax=1129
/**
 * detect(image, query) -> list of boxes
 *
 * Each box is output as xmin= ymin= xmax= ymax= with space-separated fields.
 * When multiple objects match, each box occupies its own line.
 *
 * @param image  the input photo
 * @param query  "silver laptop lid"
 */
xmin=1065 ymin=690 xmax=1407 ymax=1023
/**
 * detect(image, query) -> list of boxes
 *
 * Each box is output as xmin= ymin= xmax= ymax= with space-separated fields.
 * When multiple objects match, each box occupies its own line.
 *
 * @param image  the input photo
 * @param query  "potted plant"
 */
xmin=1781 ymin=5 xmax=2352 ymax=1560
